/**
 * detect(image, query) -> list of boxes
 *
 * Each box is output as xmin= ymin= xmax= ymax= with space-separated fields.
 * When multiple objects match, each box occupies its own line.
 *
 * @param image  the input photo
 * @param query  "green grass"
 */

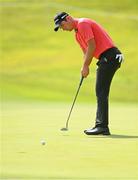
xmin=1 ymin=1 xmax=138 ymax=179
xmin=1 ymin=102 xmax=138 ymax=180
xmin=1 ymin=0 xmax=138 ymax=102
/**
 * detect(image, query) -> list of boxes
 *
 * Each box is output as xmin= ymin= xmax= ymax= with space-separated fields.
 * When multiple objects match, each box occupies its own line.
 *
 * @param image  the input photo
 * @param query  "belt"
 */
xmin=99 ymin=47 xmax=124 ymax=63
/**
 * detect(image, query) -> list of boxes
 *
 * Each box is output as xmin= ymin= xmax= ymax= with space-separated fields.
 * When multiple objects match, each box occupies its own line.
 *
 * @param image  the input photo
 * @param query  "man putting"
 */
xmin=54 ymin=12 xmax=124 ymax=135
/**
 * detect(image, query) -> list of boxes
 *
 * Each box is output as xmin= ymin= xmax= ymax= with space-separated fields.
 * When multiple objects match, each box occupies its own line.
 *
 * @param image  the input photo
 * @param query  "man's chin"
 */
xmin=63 ymin=28 xmax=73 ymax=31
xmin=68 ymin=28 xmax=73 ymax=31
xmin=63 ymin=29 xmax=70 ymax=31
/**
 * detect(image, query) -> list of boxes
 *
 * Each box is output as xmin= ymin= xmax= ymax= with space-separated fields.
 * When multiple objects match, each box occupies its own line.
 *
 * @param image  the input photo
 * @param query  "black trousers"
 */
xmin=95 ymin=47 xmax=123 ymax=128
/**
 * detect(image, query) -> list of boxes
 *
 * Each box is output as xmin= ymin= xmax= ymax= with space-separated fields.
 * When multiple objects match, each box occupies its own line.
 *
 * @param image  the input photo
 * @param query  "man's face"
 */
xmin=59 ymin=19 xmax=73 ymax=31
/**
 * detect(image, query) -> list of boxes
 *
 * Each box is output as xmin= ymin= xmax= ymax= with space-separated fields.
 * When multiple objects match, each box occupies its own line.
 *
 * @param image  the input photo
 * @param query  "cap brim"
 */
xmin=54 ymin=24 xmax=60 ymax=32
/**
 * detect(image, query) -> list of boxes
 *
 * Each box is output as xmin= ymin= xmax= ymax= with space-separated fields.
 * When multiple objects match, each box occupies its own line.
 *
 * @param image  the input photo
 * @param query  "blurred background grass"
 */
xmin=1 ymin=0 xmax=138 ymax=102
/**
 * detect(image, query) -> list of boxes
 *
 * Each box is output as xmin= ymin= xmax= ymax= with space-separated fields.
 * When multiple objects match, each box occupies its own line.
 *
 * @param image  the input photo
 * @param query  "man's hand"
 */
xmin=81 ymin=65 xmax=89 ymax=78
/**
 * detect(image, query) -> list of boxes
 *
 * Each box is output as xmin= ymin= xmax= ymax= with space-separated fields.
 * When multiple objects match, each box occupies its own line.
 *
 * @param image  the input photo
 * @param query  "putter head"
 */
xmin=60 ymin=127 xmax=68 ymax=131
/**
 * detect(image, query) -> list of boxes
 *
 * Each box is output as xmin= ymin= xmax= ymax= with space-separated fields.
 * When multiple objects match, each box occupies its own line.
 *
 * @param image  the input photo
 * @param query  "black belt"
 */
xmin=97 ymin=47 xmax=124 ymax=65
xmin=99 ymin=47 xmax=121 ymax=60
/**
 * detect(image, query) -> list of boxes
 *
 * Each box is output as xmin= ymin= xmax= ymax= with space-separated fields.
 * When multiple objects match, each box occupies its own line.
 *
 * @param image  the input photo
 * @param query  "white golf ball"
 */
xmin=41 ymin=140 xmax=46 ymax=145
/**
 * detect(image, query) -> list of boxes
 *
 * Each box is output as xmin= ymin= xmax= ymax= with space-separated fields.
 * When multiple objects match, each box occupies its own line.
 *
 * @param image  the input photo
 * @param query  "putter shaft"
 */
xmin=65 ymin=76 xmax=84 ymax=129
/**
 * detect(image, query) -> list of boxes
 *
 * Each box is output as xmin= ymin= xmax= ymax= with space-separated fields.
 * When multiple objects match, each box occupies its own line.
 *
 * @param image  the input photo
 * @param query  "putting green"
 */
xmin=1 ymin=102 xmax=138 ymax=180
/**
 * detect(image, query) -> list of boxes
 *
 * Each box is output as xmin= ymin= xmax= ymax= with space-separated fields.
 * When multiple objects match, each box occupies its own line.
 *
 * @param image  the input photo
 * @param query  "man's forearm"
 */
xmin=81 ymin=38 xmax=96 ymax=77
xmin=83 ymin=38 xmax=96 ymax=67
xmin=83 ymin=49 xmax=93 ymax=67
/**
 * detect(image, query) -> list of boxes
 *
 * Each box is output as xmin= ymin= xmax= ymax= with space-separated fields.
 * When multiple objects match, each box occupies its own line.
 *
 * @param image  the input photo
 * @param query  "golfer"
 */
xmin=54 ymin=12 xmax=124 ymax=135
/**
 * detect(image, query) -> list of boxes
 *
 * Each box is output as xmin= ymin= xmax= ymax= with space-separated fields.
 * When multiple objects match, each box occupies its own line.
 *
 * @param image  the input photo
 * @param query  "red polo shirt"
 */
xmin=74 ymin=18 xmax=115 ymax=59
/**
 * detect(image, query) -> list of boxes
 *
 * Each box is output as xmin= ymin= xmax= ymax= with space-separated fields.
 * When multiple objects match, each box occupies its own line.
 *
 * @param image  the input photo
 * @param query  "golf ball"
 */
xmin=41 ymin=140 xmax=46 ymax=145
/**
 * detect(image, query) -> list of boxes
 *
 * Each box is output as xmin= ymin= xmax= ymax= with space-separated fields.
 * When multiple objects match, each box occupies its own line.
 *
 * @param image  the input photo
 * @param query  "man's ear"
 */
xmin=66 ymin=16 xmax=72 ymax=21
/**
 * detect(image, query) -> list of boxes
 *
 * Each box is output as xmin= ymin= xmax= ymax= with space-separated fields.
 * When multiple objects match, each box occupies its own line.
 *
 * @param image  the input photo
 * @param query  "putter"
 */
xmin=61 ymin=76 xmax=84 ymax=131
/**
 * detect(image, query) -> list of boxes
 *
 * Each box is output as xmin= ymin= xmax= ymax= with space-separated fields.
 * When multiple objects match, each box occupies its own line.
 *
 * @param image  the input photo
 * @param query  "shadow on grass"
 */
xmin=61 ymin=134 xmax=138 ymax=138
xmin=110 ymin=134 xmax=138 ymax=138
xmin=88 ymin=134 xmax=138 ymax=139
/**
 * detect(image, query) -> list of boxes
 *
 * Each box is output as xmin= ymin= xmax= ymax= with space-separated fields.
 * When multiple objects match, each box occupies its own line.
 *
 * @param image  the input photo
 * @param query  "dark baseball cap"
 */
xmin=54 ymin=12 xmax=69 ymax=31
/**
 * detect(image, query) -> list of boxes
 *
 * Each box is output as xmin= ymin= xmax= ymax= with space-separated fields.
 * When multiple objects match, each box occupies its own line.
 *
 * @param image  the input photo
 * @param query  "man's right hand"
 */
xmin=81 ymin=65 xmax=89 ymax=78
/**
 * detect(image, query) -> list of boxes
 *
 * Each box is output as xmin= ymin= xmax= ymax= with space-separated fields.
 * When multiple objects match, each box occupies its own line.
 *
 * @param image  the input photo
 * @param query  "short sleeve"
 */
xmin=78 ymin=22 xmax=94 ymax=42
